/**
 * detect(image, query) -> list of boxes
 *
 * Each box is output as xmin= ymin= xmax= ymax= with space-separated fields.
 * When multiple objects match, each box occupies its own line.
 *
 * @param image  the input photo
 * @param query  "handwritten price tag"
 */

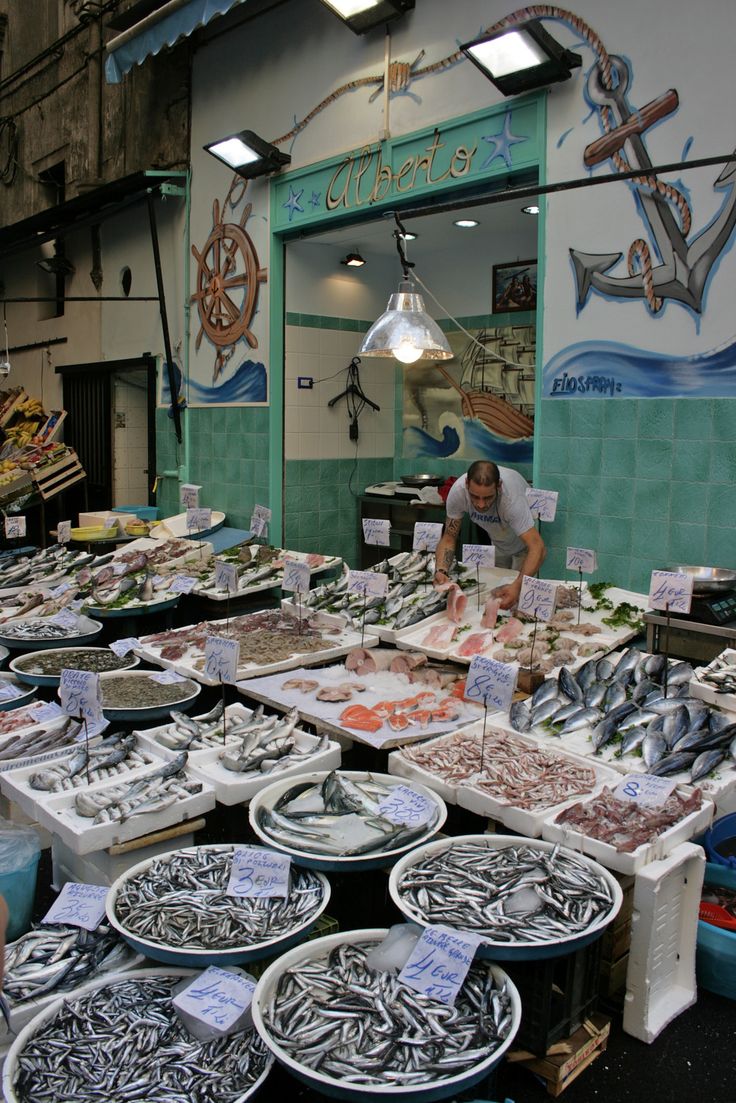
xmin=4 ymin=516 xmax=26 ymax=539
xmin=109 ymin=637 xmax=140 ymax=657
xmin=518 ymin=576 xmax=557 ymax=622
xmin=649 ymin=570 xmax=693 ymax=615
xmin=228 ymin=846 xmax=291 ymax=899
xmin=525 ymin=488 xmax=558 ymax=522
xmin=59 ymin=668 xmax=103 ymax=725
xmin=57 ymin=520 xmax=72 ymax=544
xmin=205 ymin=635 xmax=241 ymax=684
xmin=180 ymin=483 xmax=201 ymax=509
xmin=377 ymin=785 xmax=436 ymax=827
xmin=169 ymin=575 xmax=197 ymax=594
xmin=252 ymin=504 xmax=272 ymax=523
xmin=614 ymin=773 xmax=677 ymax=809
xmin=30 ymin=701 xmax=66 ymax=724
xmin=461 ymin=544 xmax=496 ymax=567
xmin=149 ymin=669 xmax=188 ymax=684
xmin=282 ymin=559 xmax=310 ymax=595
xmin=43 ymin=883 xmax=108 ymax=931
xmin=51 ymin=609 xmax=83 ymax=631
xmin=0 ymin=682 xmax=20 ymax=702
xmin=50 ymin=582 xmax=72 ymax=597
xmin=173 ymin=967 xmax=256 ymax=1033
xmin=465 ymin=655 xmax=518 ymax=711
xmin=566 ymin=547 xmax=598 ymax=573
xmin=413 ymin=522 xmax=443 ymax=552
xmin=347 ymin=569 xmax=388 ymax=598
xmin=362 ymin=518 xmax=391 ymax=546
xmin=103 ymin=517 xmax=118 ymax=530
xmin=214 ymin=560 xmax=239 ymax=593
xmin=249 ymin=515 xmax=267 ymax=538
xmin=186 ymin=508 xmax=212 ymax=532
xmin=399 ymin=925 xmax=484 ymax=1006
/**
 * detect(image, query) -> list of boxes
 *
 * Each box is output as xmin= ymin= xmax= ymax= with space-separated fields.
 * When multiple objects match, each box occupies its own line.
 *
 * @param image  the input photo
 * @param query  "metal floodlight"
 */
xmin=341 ymin=251 xmax=366 ymax=267
xmin=318 ymin=0 xmax=415 ymax=35
xmin=204 ymin=130 xmax=291 ymax=179
xmin=36 ymin=255 xmax=75 ymax=276
xmin=461 ymin=19 xmax=581 ymax=96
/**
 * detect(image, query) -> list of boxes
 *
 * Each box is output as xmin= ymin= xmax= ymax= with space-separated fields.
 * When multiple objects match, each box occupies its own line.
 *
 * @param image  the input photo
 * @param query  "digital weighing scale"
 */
xmin=644 ymin=596 xmax=736 ymax=663
xmin=364 ymin=482 xmax=426 ymax=498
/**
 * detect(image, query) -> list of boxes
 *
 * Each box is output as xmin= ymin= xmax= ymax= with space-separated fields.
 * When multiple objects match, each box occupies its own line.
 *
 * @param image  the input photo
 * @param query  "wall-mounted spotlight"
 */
xmin=204 ymin=130 xmax=291 ymax=179
xmin=460 ymin=18 xmax=581 ymax=96
xmin=319 ymin=0 xmax=415 ymax=35
xmin=37 ymin=255 xmax=75 ymax=276
xmin=341 ymin=251 xmax=366 ymax=267
xmin=521 ymin=204 xmax=540 ymax=215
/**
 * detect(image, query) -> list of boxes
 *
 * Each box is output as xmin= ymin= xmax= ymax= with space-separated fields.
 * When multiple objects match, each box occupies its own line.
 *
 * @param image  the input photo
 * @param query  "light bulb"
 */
xmin=392 ymin=338 xmax=423 ymax=364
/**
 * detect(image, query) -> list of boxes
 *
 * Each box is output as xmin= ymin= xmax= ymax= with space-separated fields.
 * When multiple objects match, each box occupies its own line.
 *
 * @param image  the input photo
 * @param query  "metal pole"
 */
xmin=146 ymin=190 xmax=182 ymax=444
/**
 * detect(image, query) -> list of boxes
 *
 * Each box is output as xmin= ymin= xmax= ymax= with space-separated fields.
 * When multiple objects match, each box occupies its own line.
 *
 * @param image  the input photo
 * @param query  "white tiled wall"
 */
xmin=113 ymin=372 xmax=150 ymax=505
xmin=284 ymin=326 xmax=397 ymax=460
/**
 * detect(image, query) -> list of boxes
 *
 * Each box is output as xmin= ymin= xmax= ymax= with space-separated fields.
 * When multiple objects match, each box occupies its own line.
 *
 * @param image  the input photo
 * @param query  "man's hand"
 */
xmin=495 ymin=579 xmax=522 ymax=610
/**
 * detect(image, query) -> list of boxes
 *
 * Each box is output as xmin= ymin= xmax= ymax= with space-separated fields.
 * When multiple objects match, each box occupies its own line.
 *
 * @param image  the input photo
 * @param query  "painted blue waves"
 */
xmin=161 ymin=359 xmax=268 ymax=405
xmin=543 ymin=337 xmax=736 ymax=398
xmin=404 ymin=412 xmax=534 ymax=463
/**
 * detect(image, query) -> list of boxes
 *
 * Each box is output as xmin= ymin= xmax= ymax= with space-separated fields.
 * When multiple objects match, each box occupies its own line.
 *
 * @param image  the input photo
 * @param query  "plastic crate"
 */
xmin=703 ymin=812 xmax=736 ymax=870
xmin=623 ymin=841 xmax=705 ymax=1043
xmin=114 ymin=505 xmax=159 ymax=521
xmin=696 ymin=862 xmax=736 ymax=1000
xmin=503 ymin=938 xmax=602 ymax=1057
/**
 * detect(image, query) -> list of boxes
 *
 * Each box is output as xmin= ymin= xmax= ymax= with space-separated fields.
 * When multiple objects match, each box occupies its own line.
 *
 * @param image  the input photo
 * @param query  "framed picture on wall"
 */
xmin=492 ymin=260 xmax=537 ymax=313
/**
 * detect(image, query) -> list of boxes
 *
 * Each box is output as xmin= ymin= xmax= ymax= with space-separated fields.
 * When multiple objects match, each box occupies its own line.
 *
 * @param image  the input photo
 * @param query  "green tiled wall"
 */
xmin=155 ymin=406 xmax=270 ymax=528
xmin=284 ymin=457 xmax=394 ymax=565
xmin=538 ymin=397 xmax=736 ymax=591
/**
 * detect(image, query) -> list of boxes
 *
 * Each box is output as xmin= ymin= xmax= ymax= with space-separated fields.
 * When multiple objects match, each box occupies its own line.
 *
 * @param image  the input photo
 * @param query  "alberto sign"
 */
xmin=272 ymin=101 xmax=540 ymax=232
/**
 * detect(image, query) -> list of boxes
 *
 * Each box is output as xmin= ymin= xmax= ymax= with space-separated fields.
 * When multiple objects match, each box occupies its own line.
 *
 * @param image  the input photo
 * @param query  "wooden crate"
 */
xmin=508 ymin=1013 xmax=610 ymax=1097
xmin=33 ymin=450 xmax=86 ymax=500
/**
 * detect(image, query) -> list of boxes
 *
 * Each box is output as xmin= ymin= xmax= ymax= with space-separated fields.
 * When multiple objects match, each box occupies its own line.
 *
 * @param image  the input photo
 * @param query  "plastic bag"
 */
xmin=0 ymin=818 xmax=41 ymax=873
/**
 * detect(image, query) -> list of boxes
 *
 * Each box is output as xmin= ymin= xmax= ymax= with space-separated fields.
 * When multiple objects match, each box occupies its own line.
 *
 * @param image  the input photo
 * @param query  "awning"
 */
xmin=105 ymin=0 xmax=249 ymax=83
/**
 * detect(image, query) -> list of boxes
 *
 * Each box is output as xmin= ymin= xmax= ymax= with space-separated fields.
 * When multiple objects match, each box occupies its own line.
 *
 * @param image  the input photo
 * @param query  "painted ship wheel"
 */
xmin=191 ymin=200 xmax=267 ymax=350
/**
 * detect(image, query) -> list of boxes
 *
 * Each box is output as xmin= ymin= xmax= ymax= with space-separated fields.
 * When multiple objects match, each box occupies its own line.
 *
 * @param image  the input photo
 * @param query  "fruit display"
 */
xmin=3 ymin=397 xmax=47 ymax=448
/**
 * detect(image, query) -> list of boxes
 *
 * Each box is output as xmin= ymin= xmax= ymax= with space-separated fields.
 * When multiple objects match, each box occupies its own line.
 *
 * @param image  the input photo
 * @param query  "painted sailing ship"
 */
xmin=435 ymin=328 xmax=536 ymax=441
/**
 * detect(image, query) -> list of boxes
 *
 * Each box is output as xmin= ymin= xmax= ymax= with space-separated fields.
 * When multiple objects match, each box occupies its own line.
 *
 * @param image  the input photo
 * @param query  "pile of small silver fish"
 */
xmin=257 ymin=771 xmax=440 ymax=857
xmin=0 ymin=616 xmax=91 ymax=641
xmin=73 ymin=752 xmax=201 ymax=823
xmin=112 ymin=846 xmax=325 ymax=949
xmin=263 ymin=940 xmax=513 ymax=1086
xmin=11 ymin=975 xmax=271 ymax=1103
xmin=4 ymin=923 xmax=133 ymax=1007
xmin=29 ymin=732 xmax=150 ymax=792
xmin=100 ymin=673 xmax=198 ymax=709
xmin=396 ymin=841 xmax=615 ymax=944
xmin=509 ymin=648 xmax=736 ymax=785
xmin=554 ymin=785 xmax=703 ymax=852
xmin=13 ymin=647 xmax=136 ymax=677
xmin=301 ymin=551 xmax=466 ymax=630
xmin=0 ymin=715 xmax=83 ymax=764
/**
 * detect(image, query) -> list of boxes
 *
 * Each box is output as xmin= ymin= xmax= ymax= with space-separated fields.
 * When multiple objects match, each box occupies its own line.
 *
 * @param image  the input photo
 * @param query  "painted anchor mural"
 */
xmin=572 ymin=54 xmax=736 ymax=315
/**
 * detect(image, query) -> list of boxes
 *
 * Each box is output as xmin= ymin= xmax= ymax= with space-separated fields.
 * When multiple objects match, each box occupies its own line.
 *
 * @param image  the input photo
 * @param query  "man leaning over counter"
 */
xmin=433 ymin=460 xmax=546 ymax=609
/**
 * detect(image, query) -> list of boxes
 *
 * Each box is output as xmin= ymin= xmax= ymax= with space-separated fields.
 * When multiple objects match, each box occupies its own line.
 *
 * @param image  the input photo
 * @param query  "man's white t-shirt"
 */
xmin=445 ymin=468 xmax=534 ymax=558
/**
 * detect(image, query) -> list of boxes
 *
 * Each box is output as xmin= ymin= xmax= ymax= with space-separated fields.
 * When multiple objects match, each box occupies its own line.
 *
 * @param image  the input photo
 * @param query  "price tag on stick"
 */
xmin=204 ymin=636 xmax=240 ymax=685
xmin=180 ymin=483 xmax=201 ymax=509
xmin=566 ymin=547 xmax=598 ymax=573
xmin=214 ymin=560 xmax=239 ymax=594
xmin=57 ymin=520 xmax=71 ymax=544
xmin=347 ymin=570 xmax=388 ymax=598
xmin=413 ymin=522 xmax=443 ymax=552
xmin=282 ymin=559 xmax=310 ymax=595
xmin=377 ymin=785 xmax=436 ymax=827
xmin=461 ymin=544 xmax=496 ymax=568
xmin=59 ymin=668 xmax=103 ymax=727
xmin=517 ymin=576 xmax=557 ymax=622
xmin=186 ymin=508 xmax=212 ymax=533
xmin=399 ymin=926 xmax=484 ymax=1006
xmin=362 ymin=518 xmax=391 ymax=546
xmin=614 ymin=773 xmax=677 ymax=809
xmin=465 ymin=655 xmax=518 ymax=712
xmin=173 ymin=967 xmax=256 ymax=1034
xmin=43 ymin=883 xmax=108 ymax=931
xmin=648 ymin=570 xmax=693 ymax=615
xmin=525 ymin=488 xmax=558 ymax=522
xmin=4 ymin=516 xmax=26 ymax=539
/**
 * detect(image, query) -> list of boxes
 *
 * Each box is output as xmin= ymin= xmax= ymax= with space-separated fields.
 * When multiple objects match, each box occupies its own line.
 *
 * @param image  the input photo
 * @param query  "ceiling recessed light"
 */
xmin=454 ymin=219 xmax=479 ymax=229
xmin=521 ymin=204 xmax=540 ymax=215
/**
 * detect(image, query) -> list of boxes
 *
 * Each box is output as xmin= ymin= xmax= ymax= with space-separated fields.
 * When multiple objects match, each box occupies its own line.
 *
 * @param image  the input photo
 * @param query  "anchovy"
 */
xmin=4 ymin=923 xmax=134 ymax=1007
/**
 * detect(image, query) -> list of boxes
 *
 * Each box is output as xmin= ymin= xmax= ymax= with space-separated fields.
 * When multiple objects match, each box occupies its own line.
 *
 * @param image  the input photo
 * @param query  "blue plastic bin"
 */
xmin=696 ymin=862 xmax=736 ymax=1000
xmin=0 ymin=849 xmax=41 ymax=942
xmin=703 ymin=812 xmax=736 ymax=870
xmin=114 ymin=506 xmax=159 ymax=521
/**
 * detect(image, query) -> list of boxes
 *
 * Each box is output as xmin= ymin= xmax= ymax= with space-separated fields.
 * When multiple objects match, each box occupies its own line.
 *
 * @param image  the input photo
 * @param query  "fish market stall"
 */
xmin=394 ymin=581 xmax=647 ymax=670
xmin=190 ymin=542 xmax=342 ymax=601
xmin=1 ymin=923 xmax=143 ymax=1040
xmin=133 ymin=608 xmax=380 ymax=685
xmin=388 ymin=720 xmax=623 ymax=835
xmin=389 ymin=836 xmax=622 ymax=959
xmin=136 ymin=702 xmax=342 ymax=805
xmin=3 ymin=969 xmax=272 ymax=1103
xmin=239 ymin=659 xmax=476 ymax=749
xmin=107 ymin=844 xmax=331 ymax=965
xmin=252 ymin=928 xmax=520 ymax=1101
xmin=249 ymin=769 xmax=446 ymax=871
xmin=0 ymin=546 xmax=93 ymax=598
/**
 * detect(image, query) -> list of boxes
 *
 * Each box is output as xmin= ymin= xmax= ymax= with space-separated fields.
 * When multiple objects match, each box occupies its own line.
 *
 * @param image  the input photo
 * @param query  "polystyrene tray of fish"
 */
xmin=134 ymin=611 xmax=380 ymax=686
xmin=541 ymin=788 xmax=715 ymax=875
xmin=0 ymin=705 xmax=69 ymax=757
xmin=136 ymin=704 xmax=342 ymax=806
xmin=452 ymin=720 xmax=624 ymax=837
xmin=1 ymin=760 xmax=216 ymax=855
xmin=0 ymin=546 xmax=93 ymax=598
xmin=194 ymin=549 xmax=342 ymax=601
xmin=386 ymin=724 xmax=501 ymax=803
xmin=239 ymin=664 xmax=479 ymax=751
xmin=690 ymin=649 xmax=736 ymax=713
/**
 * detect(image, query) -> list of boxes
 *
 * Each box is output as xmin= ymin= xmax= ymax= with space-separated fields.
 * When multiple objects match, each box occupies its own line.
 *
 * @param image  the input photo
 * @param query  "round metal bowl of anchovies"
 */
xmin=10 ymin=646 xmax=140 ymax=687
xmin=251 ymin=928 xmax=521 ymax=1101
xmin=389 ymin=835 xmax=623 ymax=961
xmin=3 ymin=968 xmax=273 ymax=1103
xmin=106 ymin=843 xmax=331 ymax=967
xmin=96 ymin=669 xmax=201 ymax=720
xmin=0 ymin=614 xmax=103 ymax=651
xmin=0 ymin=672 xmax=36 ymax=711
xmin=249 ymin=770 xmax=447 ymax=872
